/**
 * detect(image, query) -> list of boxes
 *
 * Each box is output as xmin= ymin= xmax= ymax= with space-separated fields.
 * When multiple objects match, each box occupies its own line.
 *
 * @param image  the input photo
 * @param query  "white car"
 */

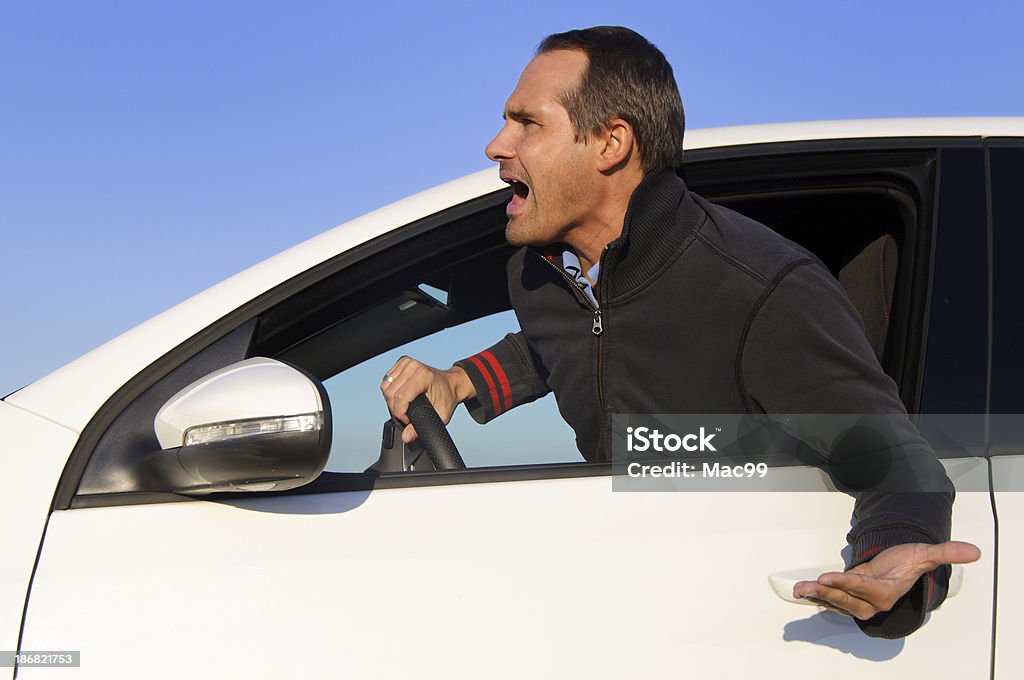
xmin=3 ymin=118 xmax=1023 ymax=679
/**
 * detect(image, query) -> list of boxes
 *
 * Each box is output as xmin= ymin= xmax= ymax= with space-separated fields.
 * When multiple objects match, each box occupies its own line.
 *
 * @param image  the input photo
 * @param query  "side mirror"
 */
xmin=149 ymin=357 xmax=331 ymax=494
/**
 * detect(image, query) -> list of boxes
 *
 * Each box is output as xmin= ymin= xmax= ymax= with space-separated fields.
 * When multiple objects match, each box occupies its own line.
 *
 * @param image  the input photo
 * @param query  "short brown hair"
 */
xmin=538 ymin=26 xmax=685 ymax=175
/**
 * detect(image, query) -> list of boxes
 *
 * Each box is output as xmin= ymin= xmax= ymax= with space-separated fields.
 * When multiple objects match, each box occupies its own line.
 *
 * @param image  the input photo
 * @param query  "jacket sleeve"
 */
xmin=453 ymin=331 xmax=551 ymax=423
xmin=740 ymin=260 xmax=954 ymax=639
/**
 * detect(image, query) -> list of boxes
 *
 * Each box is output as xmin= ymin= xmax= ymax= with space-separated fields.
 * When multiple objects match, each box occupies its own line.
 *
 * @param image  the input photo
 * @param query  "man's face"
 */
xmin=485 ymin=50 xmax=598 ymax=247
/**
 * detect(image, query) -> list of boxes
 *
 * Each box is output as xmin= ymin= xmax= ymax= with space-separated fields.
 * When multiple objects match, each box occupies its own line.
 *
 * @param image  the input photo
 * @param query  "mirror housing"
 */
xmin=149 ymin=357 xmax=330 ymax=494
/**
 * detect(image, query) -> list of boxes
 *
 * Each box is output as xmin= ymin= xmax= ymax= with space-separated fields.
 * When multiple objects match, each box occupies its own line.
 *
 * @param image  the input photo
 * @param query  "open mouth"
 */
xmin=503 ymin=177 xmax=530 ymax=215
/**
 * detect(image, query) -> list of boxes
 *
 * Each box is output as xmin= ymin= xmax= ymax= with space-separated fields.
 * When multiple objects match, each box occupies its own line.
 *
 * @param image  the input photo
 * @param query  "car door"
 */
xmin=18 ymin=139 xmax=996 ymax=679
xmin=986 ymin=142 xmax=1024 ymax=680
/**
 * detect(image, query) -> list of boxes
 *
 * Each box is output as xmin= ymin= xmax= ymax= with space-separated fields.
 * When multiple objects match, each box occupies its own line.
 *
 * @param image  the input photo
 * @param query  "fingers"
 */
xmin=926 ymin=541 xmax=982 ymax=566
xmin=811 ymin=570 xmax=903 ymax=613
xmin=380 ymin=356 xmax=424 ymax=425
xmin=380 ymin=356 xmax=456 ymax=441
xmin=793 ymin=580 xmax=879 ymax=620
xmin=402 ymin=423 xmax=417 ymax=445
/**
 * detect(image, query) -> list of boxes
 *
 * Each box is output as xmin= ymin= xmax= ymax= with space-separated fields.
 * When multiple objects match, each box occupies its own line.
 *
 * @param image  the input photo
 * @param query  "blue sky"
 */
xmin=2 ymin=0 xmax=1023 ymax=399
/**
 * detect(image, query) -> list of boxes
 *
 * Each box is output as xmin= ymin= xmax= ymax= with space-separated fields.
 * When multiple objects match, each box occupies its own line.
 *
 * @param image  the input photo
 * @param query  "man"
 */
xmin=381 ymin=26 xmax=979 ymax=638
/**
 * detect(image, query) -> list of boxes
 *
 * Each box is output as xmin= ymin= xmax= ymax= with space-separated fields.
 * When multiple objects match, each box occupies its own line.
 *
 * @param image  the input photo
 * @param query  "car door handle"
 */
xmin=768 ymin=565 xmax=965 ymax=605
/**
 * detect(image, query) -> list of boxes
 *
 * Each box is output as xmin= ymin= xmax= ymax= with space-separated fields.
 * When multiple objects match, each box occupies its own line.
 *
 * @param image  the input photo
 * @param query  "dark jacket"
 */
xmin=455 ymin=170 xmax=954 ymax=638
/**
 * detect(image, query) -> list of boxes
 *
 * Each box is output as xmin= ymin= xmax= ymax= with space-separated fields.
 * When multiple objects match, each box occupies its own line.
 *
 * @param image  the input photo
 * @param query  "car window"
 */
xmin=324 ymin=309 xmax=580 ymax=472
xmin=69 ymin=140 xmax=969 ymax=505
xmin=989 ymin=144 xmax=1024 ymax=452
xmin=917 ymin=147 xmax=988 ymax=450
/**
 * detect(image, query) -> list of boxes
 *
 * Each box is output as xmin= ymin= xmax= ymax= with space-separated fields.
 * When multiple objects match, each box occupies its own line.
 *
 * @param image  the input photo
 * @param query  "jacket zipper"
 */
xmin=537 ymin=252 xmax=607 ymax=415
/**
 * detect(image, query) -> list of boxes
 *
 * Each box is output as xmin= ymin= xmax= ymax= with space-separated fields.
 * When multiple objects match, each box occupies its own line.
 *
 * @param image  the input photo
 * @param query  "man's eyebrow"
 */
xmin=504 ymin=108 xmax=537 ymax=123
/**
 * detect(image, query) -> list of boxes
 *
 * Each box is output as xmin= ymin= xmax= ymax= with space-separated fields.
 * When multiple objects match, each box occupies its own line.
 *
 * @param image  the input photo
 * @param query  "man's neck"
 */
xmin=564 ymin=173 xmax=643 ymax=273
xmin=567 ymin=223 xmax=618 ymax=273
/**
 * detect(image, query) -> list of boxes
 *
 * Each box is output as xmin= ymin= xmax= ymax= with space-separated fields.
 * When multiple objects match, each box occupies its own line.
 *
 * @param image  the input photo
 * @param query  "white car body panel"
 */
xmin=992 ymin=456 xmax=1024 ymax=679
xmin=0 ymin=403 xmax=78 ymax=662
xmin=683 ymin=117 xmax=1024 ymax=150
xmin=20 ymin=461 xmax=992 ymax=679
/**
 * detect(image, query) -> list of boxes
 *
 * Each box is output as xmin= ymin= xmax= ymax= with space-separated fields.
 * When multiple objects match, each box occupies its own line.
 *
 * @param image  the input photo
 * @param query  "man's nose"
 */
xmin=485 ymin=124 xmax=513 ymax=162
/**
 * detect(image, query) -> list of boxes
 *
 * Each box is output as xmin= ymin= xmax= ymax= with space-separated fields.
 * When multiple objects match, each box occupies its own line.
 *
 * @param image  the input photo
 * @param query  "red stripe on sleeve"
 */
xmin=466 ymin=355 xmax=503 ymax=416
xmin=857 ymin=546 xmax=884 ymax=560
xmin=480 ymin=350 xmax=513 ymax=411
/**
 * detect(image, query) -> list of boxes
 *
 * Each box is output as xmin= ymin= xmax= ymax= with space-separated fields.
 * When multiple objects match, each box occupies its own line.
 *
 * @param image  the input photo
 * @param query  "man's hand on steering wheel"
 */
xmin=380 ymin=356 xmax=476 ymax=443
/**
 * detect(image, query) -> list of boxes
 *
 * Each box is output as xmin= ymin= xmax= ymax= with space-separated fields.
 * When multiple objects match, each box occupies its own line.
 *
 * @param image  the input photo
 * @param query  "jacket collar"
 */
xmin=602 ymin=170 xmax=705 ymax=299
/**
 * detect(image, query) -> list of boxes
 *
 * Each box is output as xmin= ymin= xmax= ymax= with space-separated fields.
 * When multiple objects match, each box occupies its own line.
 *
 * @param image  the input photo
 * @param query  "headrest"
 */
xmin=838 ymin=234 xmax=898 ymax=361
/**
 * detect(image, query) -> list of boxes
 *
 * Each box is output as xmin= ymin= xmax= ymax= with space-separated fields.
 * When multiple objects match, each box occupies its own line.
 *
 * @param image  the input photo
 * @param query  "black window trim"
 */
xmin=983 ymin=138 xmax=1024 ymax=454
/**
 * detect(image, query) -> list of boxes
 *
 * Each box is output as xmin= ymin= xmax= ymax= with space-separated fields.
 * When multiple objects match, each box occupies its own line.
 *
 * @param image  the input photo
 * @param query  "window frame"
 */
xmin=985 ymin=140 xmax=1024 ymax=454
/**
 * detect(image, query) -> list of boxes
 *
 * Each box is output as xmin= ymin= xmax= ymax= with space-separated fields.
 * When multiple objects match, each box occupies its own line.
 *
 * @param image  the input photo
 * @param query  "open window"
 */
xmin=72 ymin=141 xmax=940 ymax=502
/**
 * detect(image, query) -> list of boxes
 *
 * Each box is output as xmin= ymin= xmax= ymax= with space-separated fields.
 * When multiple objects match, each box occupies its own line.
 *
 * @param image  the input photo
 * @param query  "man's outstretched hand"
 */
xmin=792 ymin=541 xmax=981 ymax=620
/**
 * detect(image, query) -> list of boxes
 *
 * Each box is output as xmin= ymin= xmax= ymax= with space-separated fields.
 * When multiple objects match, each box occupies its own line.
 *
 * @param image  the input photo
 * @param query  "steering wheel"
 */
xmin=406 ymin=394 xmax=467 ymax=470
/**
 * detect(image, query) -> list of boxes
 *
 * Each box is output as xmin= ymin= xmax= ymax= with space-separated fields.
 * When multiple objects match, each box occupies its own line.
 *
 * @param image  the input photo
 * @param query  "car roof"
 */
xmin=8 ymin=117 xmax=1023 ymax=431
xmin=684 ymin=116 xmax=1024 ymax=150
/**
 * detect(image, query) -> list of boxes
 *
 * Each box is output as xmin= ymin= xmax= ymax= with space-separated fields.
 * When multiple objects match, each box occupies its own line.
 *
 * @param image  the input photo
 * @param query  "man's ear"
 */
xmin=596 ymin=118 xmax=636 ymax=173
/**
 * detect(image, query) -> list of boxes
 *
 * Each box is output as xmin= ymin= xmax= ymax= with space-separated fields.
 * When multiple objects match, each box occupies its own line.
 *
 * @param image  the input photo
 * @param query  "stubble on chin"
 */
xmin=504 ymin=218 xmax=527 ymax=247
xmin=504 ymin=214 xmax=542 ymax=247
